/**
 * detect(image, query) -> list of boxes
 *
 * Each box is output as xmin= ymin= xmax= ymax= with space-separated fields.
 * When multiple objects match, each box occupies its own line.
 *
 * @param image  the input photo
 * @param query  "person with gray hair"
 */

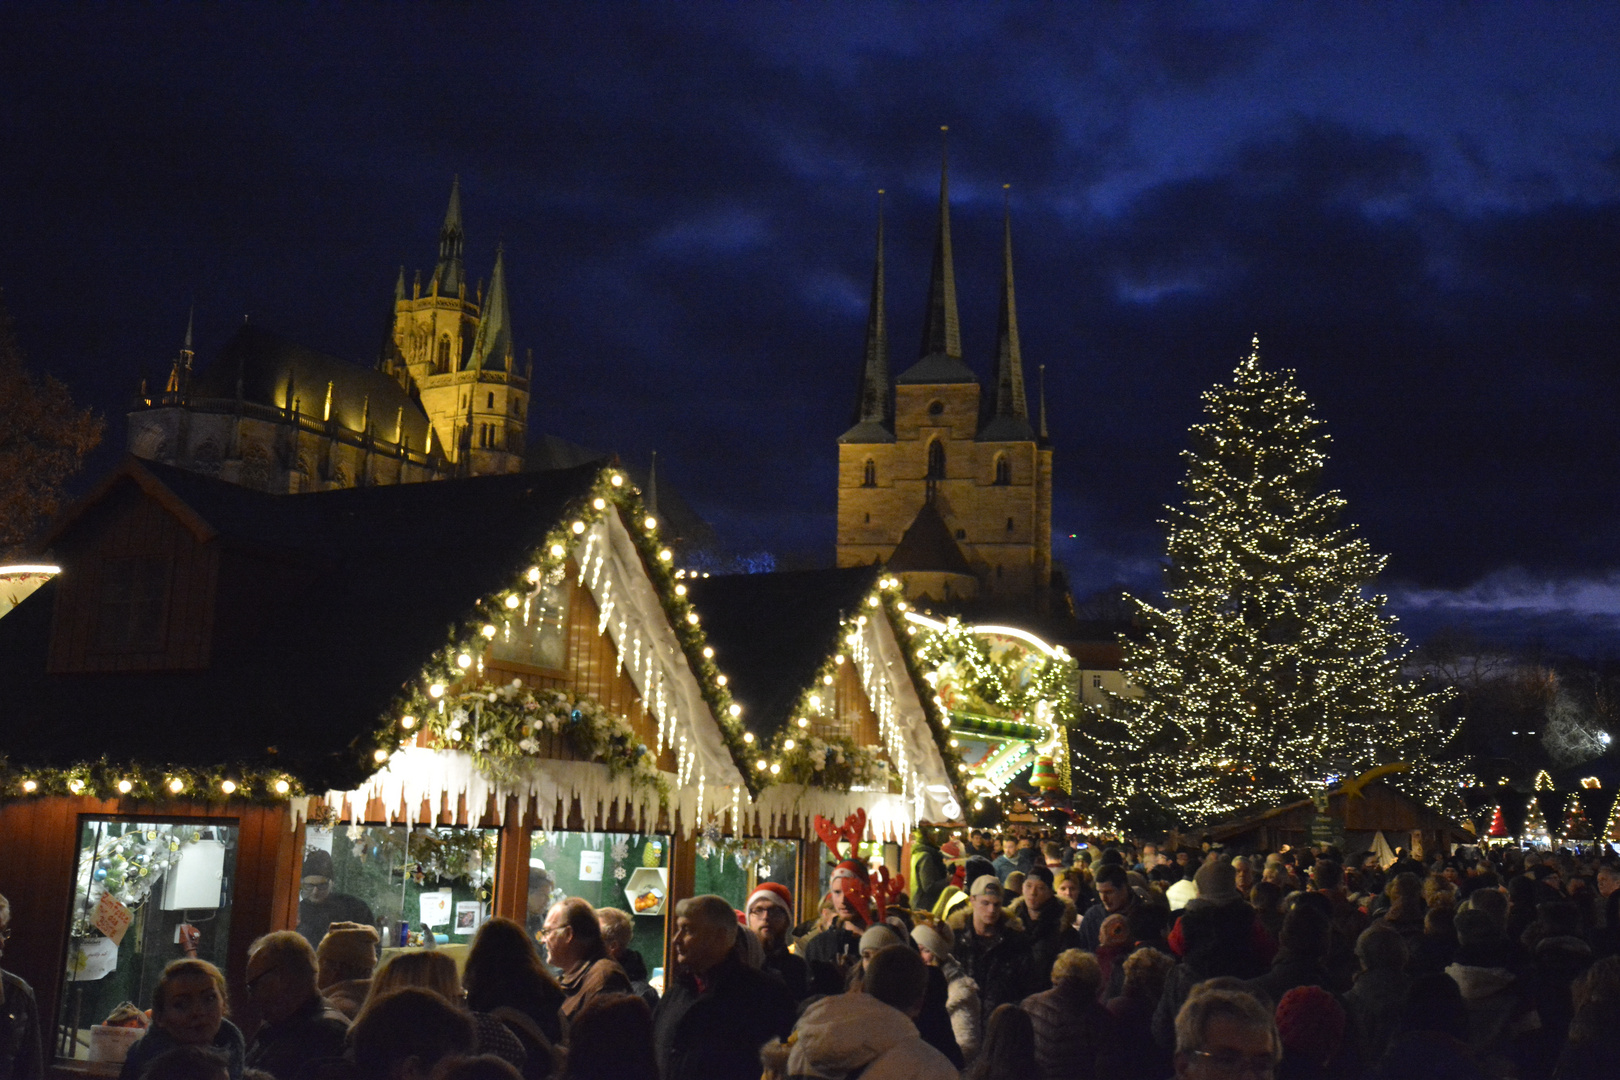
xmin=1172 ymin=985 xmax=1280 ymax=1079
xmin=1020 ymin=948 xmax=1117 ymax=1079
xmin=540 ymin=898 xmax=630 ymax=1035
xmin=0 ymin=892 xmax=43 ymax=1080
xmin=242 ymin=931 xmax=349 ymax=1080
xmin=652 ymin=896 xmax=794 ymax=1080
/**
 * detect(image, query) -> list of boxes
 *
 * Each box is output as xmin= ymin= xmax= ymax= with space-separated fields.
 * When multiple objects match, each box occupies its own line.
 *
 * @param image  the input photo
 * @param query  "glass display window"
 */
xmin=56 ymin=817 xmax=239 ymax=1067
xmin=488 ymin=574 xmax=569 ymax=670
xmin=527 ymin=830 xmax=669 ymax=977
xmin=301 ymin=824 xmax=498 ymax=950
xmin=693 ymin=836 xmax=799 ymax=914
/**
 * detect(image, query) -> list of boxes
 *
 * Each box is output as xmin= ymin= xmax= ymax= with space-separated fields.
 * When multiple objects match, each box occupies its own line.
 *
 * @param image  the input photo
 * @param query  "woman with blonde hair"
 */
xmin=362 ymin=951 xmax=529 ymax=1074
xmin=118 ymin=960 xmax=244 ymax=1080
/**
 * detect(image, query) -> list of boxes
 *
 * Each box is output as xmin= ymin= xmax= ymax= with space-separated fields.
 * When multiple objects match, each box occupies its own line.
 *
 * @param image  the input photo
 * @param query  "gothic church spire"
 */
xmin=434 ymin=176 xmax=465 ymax=296
xmin=980 ymin=189 xmax=1034 ymax=441
xmin=469 ymin=244 xmax=512 ymax=372
xmin=898 ymin=128 xmax=977 ymax=385
xmin=839 ymin=191 xmax=895 ymax=443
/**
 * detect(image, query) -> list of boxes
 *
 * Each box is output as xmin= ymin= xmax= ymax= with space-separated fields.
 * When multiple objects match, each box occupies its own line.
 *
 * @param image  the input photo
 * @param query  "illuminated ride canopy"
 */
xmin=906 ymin=612 xmax=1076 ymax=810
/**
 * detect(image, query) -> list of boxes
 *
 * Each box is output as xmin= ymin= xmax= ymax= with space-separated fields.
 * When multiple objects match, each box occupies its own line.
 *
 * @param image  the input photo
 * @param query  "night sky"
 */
xmin=5 ymin=5 xmax=1620 ymax=651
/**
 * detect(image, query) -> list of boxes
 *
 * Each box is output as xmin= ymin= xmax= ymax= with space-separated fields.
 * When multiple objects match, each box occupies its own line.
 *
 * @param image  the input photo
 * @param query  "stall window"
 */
xmin=528 ymin=831 xmax=671 ymax=981
xmin=489 ymin=575 xmax=570 ymax=670
xmin=300 ymin=824 xmax=498 ymax=949
xmin=57 ymin=818 xmax=239 ymax=1065
xmin=693 ymin=838 xmax=799 ymax=923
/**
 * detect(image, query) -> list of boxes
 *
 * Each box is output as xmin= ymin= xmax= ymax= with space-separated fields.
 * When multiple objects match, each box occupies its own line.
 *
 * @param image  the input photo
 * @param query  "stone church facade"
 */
xmin=127 ymin=180 xmax=528 ymax=492
xmin=836 ymin=160 xmax=1055 ymax=610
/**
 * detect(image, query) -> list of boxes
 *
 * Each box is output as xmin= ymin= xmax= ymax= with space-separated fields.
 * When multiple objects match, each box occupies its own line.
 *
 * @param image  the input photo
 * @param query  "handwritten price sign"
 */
xmin=93 ymin=893 xmax=133 ymax=946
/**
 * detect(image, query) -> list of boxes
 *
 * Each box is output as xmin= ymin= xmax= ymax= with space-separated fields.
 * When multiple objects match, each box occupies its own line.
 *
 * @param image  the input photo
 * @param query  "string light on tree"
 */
xmin=1077 ymin=338 xmax=1465 ymax=829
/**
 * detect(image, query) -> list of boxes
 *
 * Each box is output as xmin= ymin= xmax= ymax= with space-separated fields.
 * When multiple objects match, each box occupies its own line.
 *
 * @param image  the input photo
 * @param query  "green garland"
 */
xmin=763 ymin=731 xmax=891 ymax=789
xmin=913 ymin=618 xmax=1077 ymax=730
xmin=401 ymin=681 xmax=670 ymax=803
xmin=365 ymin=466 xmax=759 ymax=795
xmin=2 ymin=756 xmax=302 ymax=802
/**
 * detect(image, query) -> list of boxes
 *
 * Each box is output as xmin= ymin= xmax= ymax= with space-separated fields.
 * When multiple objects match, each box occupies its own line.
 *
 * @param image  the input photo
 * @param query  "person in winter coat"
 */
xmin=1152 ymin=860 xmax=1274 ymax=1051
xmin=914 ymin=919 xmax=983 ymax=1062
xmin=1010 ymin=867 xmax=1075 ymax=995
xmin=1445 ymin=908 xmax=1541 ymax=1075
xmin=965 ymin=1004 xmax=1038 ymax=1080
xmin=760 ymin=945 xmax=956 ymax=1080
xmin=1553 ymin=955 xmax=1620 ymax=1080
xmin=1100 ymin=947 xmax=1174 ymax=1080
xmin=1342 ymin=924 xmax=1409 ymax=1070
xmin=1243 ymin=906 xmax=1338 ymax=1006
xmin=240 ymin=932 xmax=349 ymax=1080
xmin=1019 ymin=949 xmax=1117 ymax=1080
xmin=542 ymin=899 xmax=632 ymax=1036
xmin=652 ymin=895 xmax=795 ymax=1080
xmin=1077 ymin=865 xmax=1141 ymax=952
xmin=950 ymin=875 xmax=1033 ymax=1016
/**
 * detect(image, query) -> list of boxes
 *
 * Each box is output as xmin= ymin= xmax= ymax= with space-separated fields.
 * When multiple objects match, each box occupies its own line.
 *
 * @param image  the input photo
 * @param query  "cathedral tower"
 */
xmin=836 ymin=145 xmax=1053 ymax=611
xmin=388 ymin=178 xmax=529 ymax=473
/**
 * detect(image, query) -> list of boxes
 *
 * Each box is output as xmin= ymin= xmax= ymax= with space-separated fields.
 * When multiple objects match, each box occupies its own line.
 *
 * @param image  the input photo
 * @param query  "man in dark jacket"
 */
xmin=0 ymin=894 xmax=42 ymax=1080
xmin=1078 ymin=863 xmax=1141 ymax=951
xmin=1011 ymin=866 xmax=1074 ymax=994
xmin=653 ymin=894 xmax=794 ymax=1080
xmin=744 ymin=884 xmax=810 ymax=1002
xmin=1021 ymin=948 xmax=1117 ymax=1080
xmin=953 ymin=875 xmax=1031 ymax=1015
xmin=799 ymin=862 xmax=871 ymax=993
xmin=242 ymin=932 xmax=350 ymax=1080
xmin=1243 ymin=905 xmax=1339 ymax=1004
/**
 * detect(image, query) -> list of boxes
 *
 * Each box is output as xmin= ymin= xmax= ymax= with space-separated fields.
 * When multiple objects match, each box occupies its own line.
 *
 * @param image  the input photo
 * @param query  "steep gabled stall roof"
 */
xmin=686 ymin=567 xmax=961 ymax=837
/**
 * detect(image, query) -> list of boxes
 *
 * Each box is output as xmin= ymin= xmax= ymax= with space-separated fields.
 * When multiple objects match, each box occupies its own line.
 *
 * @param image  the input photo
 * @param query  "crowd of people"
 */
xmin=2 ymin=827 xmax=1619 ymax=1080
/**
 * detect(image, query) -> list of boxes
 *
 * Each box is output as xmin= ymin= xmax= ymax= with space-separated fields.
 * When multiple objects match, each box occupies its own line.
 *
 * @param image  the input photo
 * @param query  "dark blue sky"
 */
xmin=5 ymin=4 xmax=1620 ymax=650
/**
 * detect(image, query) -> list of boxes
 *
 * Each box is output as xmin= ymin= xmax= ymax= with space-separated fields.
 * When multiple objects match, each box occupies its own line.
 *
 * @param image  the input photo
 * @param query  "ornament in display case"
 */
xmin=625 ymin=867 xmax=667 ymax=915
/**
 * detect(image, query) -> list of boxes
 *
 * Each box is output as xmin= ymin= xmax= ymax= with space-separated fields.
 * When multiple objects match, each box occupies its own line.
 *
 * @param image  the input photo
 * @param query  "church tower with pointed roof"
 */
xmin=836 ymin=142 xmax=1054 ymax=611
xmin=389 ymin=178 xmax=529 ymax=474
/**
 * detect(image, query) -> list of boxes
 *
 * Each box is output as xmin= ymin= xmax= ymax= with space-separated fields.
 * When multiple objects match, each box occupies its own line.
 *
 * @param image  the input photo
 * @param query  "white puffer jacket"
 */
xmin=780 ymin=991 xmax=958 ymax=1080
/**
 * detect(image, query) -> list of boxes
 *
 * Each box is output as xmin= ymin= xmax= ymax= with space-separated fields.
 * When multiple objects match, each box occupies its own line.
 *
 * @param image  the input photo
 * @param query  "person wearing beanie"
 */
xmin=745 ymin=883 xmax=810 ymax=1002
xmin=1010 ymin=864 xmax=1074 ymax=995
xmin=1244 ymin=906 xmax=1339 ymax=1006
xmin=295 ymin=850 xmax=375 ymax=948
xmin=1274 ymin=985 xmax=1346 ymax=1079
xmin=315 ymin=921 xmax=379 ymax=1020
xmin=913 ymin=918 xmax=982 ymax=1061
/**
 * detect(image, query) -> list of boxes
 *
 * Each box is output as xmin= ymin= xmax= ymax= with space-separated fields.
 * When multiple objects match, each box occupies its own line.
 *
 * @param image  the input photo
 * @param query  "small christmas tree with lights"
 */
xmin=1487 ymin=804 xmax=1508 ymax=840
xmin=1524 ymin=796 xmax=1550 ymax=847
xmin=1562 ymin=794 xmax=1593 ymax=842
xmin=1091 ymin=339 xmax=1463 ymax=825
xmin=1606 ymin=790 xmax=1620 ymax=842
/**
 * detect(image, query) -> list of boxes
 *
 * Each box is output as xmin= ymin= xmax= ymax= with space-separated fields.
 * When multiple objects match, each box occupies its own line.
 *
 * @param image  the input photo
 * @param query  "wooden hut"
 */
xmin=0 ymin=458 xmax=754 ymax=1075
xmin=1207 ymin=779 xmax=1470 ymax=858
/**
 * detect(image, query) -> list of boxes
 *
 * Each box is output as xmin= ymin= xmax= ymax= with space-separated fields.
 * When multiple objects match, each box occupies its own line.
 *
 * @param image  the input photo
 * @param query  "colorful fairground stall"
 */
xmin=0 ymin=457 xmax=760 ymax=1076
xmin=903 ymin=614 xmax=1078 ymax=819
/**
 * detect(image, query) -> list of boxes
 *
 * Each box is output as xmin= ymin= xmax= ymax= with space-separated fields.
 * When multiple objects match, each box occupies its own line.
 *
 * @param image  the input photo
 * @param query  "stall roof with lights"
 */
xmin=0 ymin=457 xmax=755 ymax=820
xmin=685 ymin=567 xmax=962 ymax=835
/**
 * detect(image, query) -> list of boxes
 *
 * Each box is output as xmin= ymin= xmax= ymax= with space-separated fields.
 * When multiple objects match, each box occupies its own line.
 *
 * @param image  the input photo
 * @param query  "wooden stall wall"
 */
xmin=47 ymin=481 xmax=220 ymax=675
xmin=0 ymin=795 xmax=302 ymax=1077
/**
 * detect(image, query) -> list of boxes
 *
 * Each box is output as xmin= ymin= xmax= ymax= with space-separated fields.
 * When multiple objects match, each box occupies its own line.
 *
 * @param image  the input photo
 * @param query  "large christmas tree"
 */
xmin=1082 ymin=340 xmax=1464 ymax=827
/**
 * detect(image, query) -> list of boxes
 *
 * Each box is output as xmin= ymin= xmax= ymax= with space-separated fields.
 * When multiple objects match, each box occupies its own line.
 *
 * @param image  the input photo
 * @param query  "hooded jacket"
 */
xmin=780 ymin=991 xmax=956 ymax=1080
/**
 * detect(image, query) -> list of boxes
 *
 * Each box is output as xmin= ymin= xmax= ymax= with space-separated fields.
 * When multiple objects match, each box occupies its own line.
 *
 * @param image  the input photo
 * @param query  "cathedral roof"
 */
xmin=683 ymin=565 xmax=881 ymax=744
xmin=0 ymin=458 xmax=606 ymax=791
xmin=189 ymin=324 xmax=443 ymax=459
xmin=886 ymin=499 xmax=974 ymax=577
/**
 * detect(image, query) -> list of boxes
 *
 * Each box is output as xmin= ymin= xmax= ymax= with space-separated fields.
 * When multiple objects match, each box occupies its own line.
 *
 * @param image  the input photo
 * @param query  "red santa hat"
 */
xmin=830 ymin=858 xmax=870 ymax=887
xmin=745 ymin=882 xmax=794 ymax=919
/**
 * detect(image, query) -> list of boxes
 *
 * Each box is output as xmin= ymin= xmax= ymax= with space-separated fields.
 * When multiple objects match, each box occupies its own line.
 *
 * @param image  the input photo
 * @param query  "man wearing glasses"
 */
xmin=0 ymin=893 xmax=43 ymax=1080
xmin=1174 ymin=986 xmax=1280 ymax=1080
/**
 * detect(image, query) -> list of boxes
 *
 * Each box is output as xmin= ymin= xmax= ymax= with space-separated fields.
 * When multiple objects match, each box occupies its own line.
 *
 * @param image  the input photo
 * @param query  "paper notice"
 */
xmin=578 ymin=849 xmax=604 ymax=882
xmin=69 ymin=936 xmax=120 ymax=981
xmin=419 ymin=891 xmax=452 ymax=927
xmin=93 ymin=893 xmax=133 ymax=946
xmin=454 ymin=901 xmax=483 ymax=934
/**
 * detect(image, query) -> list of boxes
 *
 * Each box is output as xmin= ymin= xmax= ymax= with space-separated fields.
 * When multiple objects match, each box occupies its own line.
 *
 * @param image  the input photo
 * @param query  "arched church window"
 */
xmin=927 ymin=440 xmax=945 ymax=480
xmin=435 ymin=335 xmax=452 ymax=374
xmin=994 ymin=455 xmax=1011 ymax=485
xmin=862 ymin=459 xmax=876 ymax=487
xmin=487 ymin=392 xmax=495 ymax=409
xmin=1006 ymin=517 xmax=1015 ymax=532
